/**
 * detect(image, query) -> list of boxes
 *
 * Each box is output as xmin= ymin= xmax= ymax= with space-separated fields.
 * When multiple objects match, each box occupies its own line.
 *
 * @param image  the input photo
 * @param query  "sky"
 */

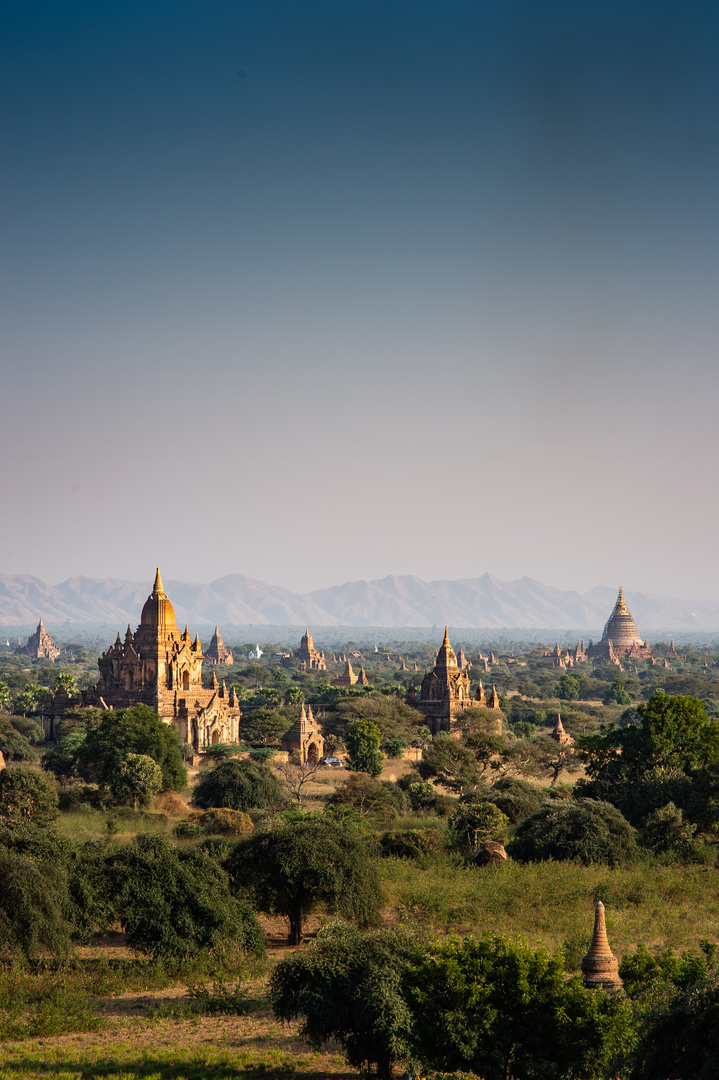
xmin=2 ymin=0 xmax=719 ymax=599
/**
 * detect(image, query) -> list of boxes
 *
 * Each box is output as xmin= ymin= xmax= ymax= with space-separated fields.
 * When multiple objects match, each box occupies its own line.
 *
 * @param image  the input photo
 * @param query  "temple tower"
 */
xmin=581 ymin=901 xmax=623 ymax=993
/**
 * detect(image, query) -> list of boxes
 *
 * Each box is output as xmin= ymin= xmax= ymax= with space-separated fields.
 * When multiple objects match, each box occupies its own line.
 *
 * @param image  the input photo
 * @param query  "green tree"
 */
xmin=0 ymin=717 xmax=37 ymax=763
xmin=604 ymin=678 xmax=632 ymax=705
xmin=240 ymin=708 xmax=291 ymax=746
xmin=77 ymin=704 xmax=186 ymax=791
xmin=225 ymin=816 xmax=381 ymax=945
xmin=12 ymin=685 xmax=46 ymax=717
xmin=416 ymin=734 xmax=482 ymax=792
xmin=110 ymin=753 xmax=163 ymax=809
xmin=0 ymin=681 xmax=11 ymax=711
xmin=407 ymin=935 xmax=636 ymax=1080
xmin=640 ymin=801 xmax=697 ymax=856
xmin=192 ymin=758 xmax=285 ymax=812
xmin=0 ymin=768 xmax=59 ymax=827
xmin=0 ymin=848 xmax=73 ymax=960
xmin=630 ymin=972 xmax=719 ymax=1080
xmin=326 ymin=773 xmax=407 ymax=819
xmin=54 ymin=672 xmax=78 ymax=696
xmin=556 ymin=674 xmax=580 ymax=701
xmin=345 ymin=719 xmax=384 ymax=777
xmin=104 ymin=834 xmax=264 ymax=959
xmin=449 ymin=799 xmax=509 ymax=852
xmin=270 ymin=922 xmax=417 ymax=1080
xmin=508 ymin=799 xmax=637 ymax=866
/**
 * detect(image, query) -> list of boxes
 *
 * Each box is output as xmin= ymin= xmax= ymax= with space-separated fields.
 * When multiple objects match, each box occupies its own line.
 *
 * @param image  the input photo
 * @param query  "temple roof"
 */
xmin=140 ymin=566 xmax=177 ymax=628
xmin=600 ymin=587 xmax=644 ymax=649
xmin=435 ymin=627 xmax=458 ymax=670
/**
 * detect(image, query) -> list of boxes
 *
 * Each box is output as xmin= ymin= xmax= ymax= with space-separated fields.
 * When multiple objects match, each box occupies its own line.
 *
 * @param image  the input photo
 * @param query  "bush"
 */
xmin=0 ymin=717 xmax=38 ymax=762
xmin=192 ymin=758 xmax=285 ymax=812
xmin=191 ymin=808 xmax=254 ymax=838
xmin=0 ymin=767 xmax=59 ymax=828
xmin=508 ymin=799 xmax=638 ymax=866
xmin=450 ymin=800 xmax=509 ymax=852
xmin=110 ymin=753 xmax=163 ymax=809
xmin=75 ymin=705 xmax=187 ymax=791
xmin=326 ymin=773 xmax=407 ymax=819
xmin=345 ymin=719 xmax=384 ymax=776
xmin=0 ymin=848 xmax=73 ymax=959
xmin=379 ymin=828 xmax=444 ymax=860
xmin=104 ymin=834 xmax=265 ymax=959
xmin=484 ymin=776 xmax=546 ymax=824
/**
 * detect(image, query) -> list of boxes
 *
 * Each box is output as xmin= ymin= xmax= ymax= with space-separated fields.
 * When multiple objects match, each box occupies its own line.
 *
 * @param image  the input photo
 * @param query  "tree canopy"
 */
xmin=225 ymin=816 xmax=381 ymax=944
xmin=508 ymin=799 xmax=638 ymax=866
xmin=192 ymin=757 xmax=285 ymax=812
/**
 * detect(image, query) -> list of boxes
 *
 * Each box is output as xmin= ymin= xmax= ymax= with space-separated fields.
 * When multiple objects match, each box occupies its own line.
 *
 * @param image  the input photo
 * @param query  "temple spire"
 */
xmin=152 ymin=567 xmax=165 ymax=598
xmin=581 ymin=901 xmax=623 ymax=993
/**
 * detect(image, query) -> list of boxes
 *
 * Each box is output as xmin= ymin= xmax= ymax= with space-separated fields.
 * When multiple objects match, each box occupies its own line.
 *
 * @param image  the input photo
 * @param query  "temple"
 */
xmin=416 ymin=628 xmax=474 ymax=734
xmin=333 ymin=660 xmax=358 ymax=687
xmin=204 ymin=626 xmax=233 ymax=665
xmin=281 ymin=704 xmax=324 ymax=763
xmin=17 ymin=619 xmax=60 ymax=661
xmin=43 ymin=569 xmax=241 ymax=749
xmin=297 ymin=629 xmax=326 ymax=671
xmin=587 ymin=587 xmax=652 ymax=663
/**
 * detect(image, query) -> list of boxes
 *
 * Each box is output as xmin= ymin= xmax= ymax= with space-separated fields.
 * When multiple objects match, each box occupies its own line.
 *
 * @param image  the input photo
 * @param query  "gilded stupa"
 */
xmin=587 ymin=587 xmax=651 ymax=662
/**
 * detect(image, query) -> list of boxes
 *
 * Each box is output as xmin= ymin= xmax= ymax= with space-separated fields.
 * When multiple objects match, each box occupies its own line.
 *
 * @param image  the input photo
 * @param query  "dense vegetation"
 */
xmin=2 ymin=633 xmax=719 ymax=1077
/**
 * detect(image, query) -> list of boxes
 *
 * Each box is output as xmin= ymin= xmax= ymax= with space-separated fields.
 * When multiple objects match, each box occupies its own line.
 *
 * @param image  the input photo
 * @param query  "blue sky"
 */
xmin=2 ymin=0 xmax=719 ymax=597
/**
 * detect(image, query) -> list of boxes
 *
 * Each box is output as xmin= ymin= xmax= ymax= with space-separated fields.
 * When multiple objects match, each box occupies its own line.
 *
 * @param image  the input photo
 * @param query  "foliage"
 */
xmin=345 ymin=719 xmax=385 ymax=776
xmin=147 ymin=979 xmax=252 ymax=1019
xmin=407 ymin=934 xmax=636 ymax=1080
xmin=383 ymin=737 xmax=406 ymax=758
xmin=556 ymin=674 xmax=580 ymax=700
xmin=630 ymin=971 xmax=719 ymax=1080
xmin=450 ymin=798 xmax=509 ymax=851
xmin=75 ymin=704 xmax=187 ymax=791
xmin=226 ymin=816 xmax=381 ymax=944
xmin=192 ymin=757 xmax=286 ymax=812
xmin=326 ymin=773 xmax=407 ymax=819
xmin=54 ymin=672 xmax=78 ymax=696
xmin=0 ymin=847 xmax=73 ymax=959
xmin=104 ymin=834 xmax=265 ymax=959
xmin=270 ymin=921 xmax=418 ymax=1080
xmin=0 ymin=716 xmax=37 ymax=762
xmin=334 ymin=694 xmax=420 ymax=742
xmin=379 ymin=828 xmax=444 ymax=860
xmin=640 ymin=801 xmax=697 ymax=856
xmin=508 ymin=799 xmax=638 ymax=866
xmin=12 ymin=684 xmax=48 ymax=717
xmin=619 ymin=941 xmax=717 ymax=999
xmin=604 ymin=678 xmax=632 ymax=705
xmin=110 ymin=752 xmax=163 ymax=809
xmin=0 ymin=767 xmax=59 ymax=827
xmin=190 ymin=808 xmax=254 ymax=837
xmin=240 ymin=708 xmax=291 ymax=746
xmin=482 ymin=776 xmax=546 ymax=824
xmin=275 ymin=755 xmax=324 ymax=808
xmin=415 ymin=734 xmax=485 ymax=792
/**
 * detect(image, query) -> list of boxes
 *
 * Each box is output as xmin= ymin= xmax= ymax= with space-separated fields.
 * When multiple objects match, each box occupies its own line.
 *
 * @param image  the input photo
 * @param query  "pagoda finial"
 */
xmin=153 ymin=567 xmax=165 ymax=598
xmin=443 ymin=625 xmax=450 ymax=644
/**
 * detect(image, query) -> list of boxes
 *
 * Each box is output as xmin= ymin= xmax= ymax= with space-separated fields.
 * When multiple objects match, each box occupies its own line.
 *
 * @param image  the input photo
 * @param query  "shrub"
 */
xmin=484 ymin=776 xmax=546 ymax=824
xmin=326 ymin=773 xmax=407 ymax=819
xmin=191 ymin=808 xmax=254 ymax=837
xmin=379 ymin=828 xmax=443 ymax=860
xmin=508 ymin=799 xmax=638 ymax=866
xmin=345 ymin=719 xmax=384 ymax=776
xmin=0 ymin=767 xmax=59 ymax=827
xmin=450 ymin=800 xmax=509 ymax=851
xmin=110 ymin=753 xmax=163 ymax=809
xmin=0 ymin=848 xmax=73 ymax=959
xmin=192 ymin=758 xmax=285 ymax=812
xmin=104 ymin=834 xmax=265 ymax=959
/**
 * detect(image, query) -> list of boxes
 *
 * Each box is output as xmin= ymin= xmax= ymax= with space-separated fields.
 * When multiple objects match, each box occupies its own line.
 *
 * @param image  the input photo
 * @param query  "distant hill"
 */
xmin=1 ymin=572 xmax=719 ymax=632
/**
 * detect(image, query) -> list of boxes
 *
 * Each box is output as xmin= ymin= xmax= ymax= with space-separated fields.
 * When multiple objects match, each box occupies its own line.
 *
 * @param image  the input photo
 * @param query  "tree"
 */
xmin=110 ymin=753 xmax=163 ymax=810
xmin=0 ymin=848 xmax=73 ymax=959
xmin=345 ymin=719 xmax=384 ymax=777
xmin=556 ymin=674 xmax=580 ymax=701
xmin=54 ymin=672 xmax=78 ymax=696
xmin=225 ymin=816 xmax=381 ymax=945
xmin=275 ymin=754 xmax=324 ymax=809
xmin=0 ymin=717 xmax=37 ymax=763
xmin=604 ymin=678 xmax=632 ymax=705
xmin=270 ymin=922 xmax=418 ymax=1080
xmin=240 ymin=708 xmax=291 ymax=746
xmin=326 ymin=773 xmax=407 ymax=819
xmin=77 ymin=704 xmax=186 ymax=791
xmin=416 ymin=734 xmax=483 ymax=792
xmin=640 ymin=801 xmax=697 ymax=856
xmin=12 ymin=685 xmax=47 ymax=717
xmin=449 ymin=799 xmax=509 ymax=852
xmin=0 ymin=768 xmax=59 ymax=827
xmin=192 ymin=758 xmax=285 ymax=812
xmin=508 ymin=799 xmax=637 ymax=866
xmin=531 ymin=734 xmax=582 ymax=786
xmin=407 ymin=935 xmax=635 ymax=1080
xmin=104 ymin=834 xmax=264 ymax=959
xmin=0 ymin=681 xmax=11 ymax=712
xmin=630 ymin=972 xmax=719 ymax=1080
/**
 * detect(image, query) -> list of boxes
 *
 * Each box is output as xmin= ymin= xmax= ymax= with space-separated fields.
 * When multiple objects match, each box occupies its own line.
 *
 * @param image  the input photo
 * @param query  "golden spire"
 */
xmin=152 ymin=567 xmax=165 ymax=598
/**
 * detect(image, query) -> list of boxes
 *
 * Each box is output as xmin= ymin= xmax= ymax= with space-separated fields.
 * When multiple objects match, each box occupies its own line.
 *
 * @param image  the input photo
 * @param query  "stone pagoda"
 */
xmin=17 ymin=619 xmax=60 ymax=661
xmin=297 ymin=629 xmax=327 ymax=671
xmin=416 ymin=628 xmax=473 ymax=734
xmin=581 ymin=901 xmax=623 ymax=993
xmin=43 ymin=569 xmax=241 ymax=750
xmin=587 ymin=587 xmax=652 ymax=663
xmin=281 ymin=703 xmax=324 ymax=764
xmin=204 ymin=626 xmax=233 ymax=665
xmin=333 ymin=660 xmax=358 ymax=687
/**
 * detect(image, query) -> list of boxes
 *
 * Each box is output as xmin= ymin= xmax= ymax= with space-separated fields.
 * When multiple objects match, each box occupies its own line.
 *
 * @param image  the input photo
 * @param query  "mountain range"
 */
xmin=1 ymin=572 xmax=718 ymax=632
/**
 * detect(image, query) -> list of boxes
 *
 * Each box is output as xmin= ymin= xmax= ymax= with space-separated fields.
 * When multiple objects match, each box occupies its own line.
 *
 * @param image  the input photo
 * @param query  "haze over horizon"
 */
xmin=3 ymin=2 xmax=719 ymax=599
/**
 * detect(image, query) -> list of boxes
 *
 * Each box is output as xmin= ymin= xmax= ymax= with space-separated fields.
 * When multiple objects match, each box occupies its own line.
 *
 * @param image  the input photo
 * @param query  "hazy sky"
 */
xmin=3 ymin=1 xmax=719 ymax=598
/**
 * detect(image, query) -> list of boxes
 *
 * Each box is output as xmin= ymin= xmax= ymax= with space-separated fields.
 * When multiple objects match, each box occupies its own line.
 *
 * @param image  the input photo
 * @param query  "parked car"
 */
xmin=321 ymin=756 xmax=345 ymax=767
